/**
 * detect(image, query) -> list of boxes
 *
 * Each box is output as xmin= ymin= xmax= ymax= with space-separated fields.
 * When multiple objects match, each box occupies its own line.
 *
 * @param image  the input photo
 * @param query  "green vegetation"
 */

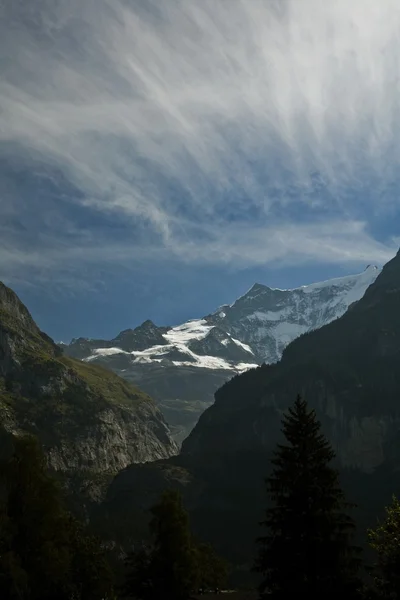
xmin=254 ymin=396 xmax=362 ymax=598
xmin=368 ymin=495 xmax=400 ymax=598
xmin=196 ymin=541 xmax=229 ymax=593
xmin=0 ymin=283 xmax=58 ymax=363
xmin=1 ymin=346 xmax=151 ymax=416
xmin=0 ymin=313 xmax=57 ymax=366
xmin=2 ymin=396 xmax=400 ymax=600
xmin=78 ymin=397 xmax=400 ymax=599
xmin=0 ymin=303 xmax=153 ymax=446
xmin=0 ymin=435 xmax=114 ymax=600
xmin=61 ymin=356 xmax=152 ymax=407
xmin=0 ymin=279 xmax=152 ymax=416
xmin=124 ymin=489 xmax=228 ymax=599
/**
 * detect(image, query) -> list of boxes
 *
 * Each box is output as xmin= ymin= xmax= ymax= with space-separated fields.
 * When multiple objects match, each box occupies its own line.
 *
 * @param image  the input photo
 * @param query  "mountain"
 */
xmin=205 ymin=265 xmax=380 ymax=362
xmin=98 ymin=253 xmax=400 ymax=584
xmin=0 ymin=281 xmax=177 ymax=489
xmin=62 ymin=266 xmax=380 ymax=443
xmin=181 ymin=254 xmax=400 ymax=470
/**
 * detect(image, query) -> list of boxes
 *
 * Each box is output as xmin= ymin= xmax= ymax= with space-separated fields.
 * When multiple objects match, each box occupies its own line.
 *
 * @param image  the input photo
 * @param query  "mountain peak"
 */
xmin=250 ymin=282 xmax=267 ymax=291
xmin=138 ymin=319 xmax=157 ymax=330
xmin=233 ymin=282 xmax=273 ymax=304
xmin=0 ymin=281 xmax=38 ymax=334
xmin=0 ymin=281 xmax=62 ymax=360
xmin=112 ymin=319 xmax=167 ymax=352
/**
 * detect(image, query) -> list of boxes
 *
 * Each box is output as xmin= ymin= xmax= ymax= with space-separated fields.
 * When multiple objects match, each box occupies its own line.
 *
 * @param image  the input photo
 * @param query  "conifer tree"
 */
xmin=368 ymin=494 xmax=400 ymax=598
xmin=0 ymin=434 xmax=114 ymax=600
xmin=124 ymin=489 xmax=228 ymax=599
xmin=196 ymin=541 xmax=228 ymax=593
xmin=254 ymin=395 xmax=362 ymax=599
xmin=149 ymin=489 xmax=199 ymax=599
xmin=125 ymin=489 xmax=198 ymax=600
xmin=124 ymin=544 xmax=154 ymax=600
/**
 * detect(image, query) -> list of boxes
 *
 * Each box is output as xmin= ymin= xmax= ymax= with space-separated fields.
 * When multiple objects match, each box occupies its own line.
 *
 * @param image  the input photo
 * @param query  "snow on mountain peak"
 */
xmin=82 ymin=266 xmax=380 ymax=373
xmin=206 ymin=266 xmax=381 ymax=363
xmin=163 ymin=319 xmax=212 ymax=344
xmin=65 ymin=265 xmax=381 ymax=445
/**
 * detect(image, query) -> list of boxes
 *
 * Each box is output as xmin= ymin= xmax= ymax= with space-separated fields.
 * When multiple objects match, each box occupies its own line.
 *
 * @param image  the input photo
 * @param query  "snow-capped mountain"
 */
xmin=62 ymin=265 xmax=380 ymax=443
xmin=205 ymin=264 xmax=381 ymax=363
xmin=85 ymin=319 xmax=258 ymax=373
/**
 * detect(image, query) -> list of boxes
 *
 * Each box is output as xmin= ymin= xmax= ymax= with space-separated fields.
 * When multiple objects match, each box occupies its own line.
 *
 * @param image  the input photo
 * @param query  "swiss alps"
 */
xmin=62 ymin=265 xmax=380 ymax=443
xmin=100 ymin=250 xmax=400 ymax=585
xmin=0 ymin=280 xmax=177 ymax=489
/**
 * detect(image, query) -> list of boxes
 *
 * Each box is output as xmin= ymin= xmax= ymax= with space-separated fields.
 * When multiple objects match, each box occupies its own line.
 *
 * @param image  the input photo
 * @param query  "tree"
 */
xmin=124 ymin=545 xmax=154 ymax=600
xmin=67 ymin=515 xmax=114 ymax=600
xmin=368 ymin=494 xmax=400 ymax=598
xmin=254 ymin=395 xmax=362 ymax=599
xmin=196 ymin=541 xmax=228 ymax=593
xmin=124 ymin=489 xmax=228 ymax=599
xmin=0 ymin=434 xmax=114 ymax=600
xmin=0 ymin=435 xmax=71 ymax=599
xmin=148 ymin=489 xmax=198 ymax=599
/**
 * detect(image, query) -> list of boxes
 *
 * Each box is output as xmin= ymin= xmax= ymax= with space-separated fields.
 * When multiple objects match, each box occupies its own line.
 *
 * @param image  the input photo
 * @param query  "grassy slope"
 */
xmin=1 ymin=279 xmax=152 ymax=410
xmin=0 ymin=298 xmax=155 ymax=447
xmin=61 ymin=356 xmax=152 ymax=407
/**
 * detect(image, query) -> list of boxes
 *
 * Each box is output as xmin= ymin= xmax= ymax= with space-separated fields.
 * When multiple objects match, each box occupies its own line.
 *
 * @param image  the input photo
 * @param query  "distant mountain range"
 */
xmin=61 ymin=265 xmax=380 ymax=443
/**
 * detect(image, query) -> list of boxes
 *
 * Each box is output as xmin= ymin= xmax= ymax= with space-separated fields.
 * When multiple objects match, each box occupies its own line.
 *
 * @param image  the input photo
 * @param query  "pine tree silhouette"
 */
xmin=254 ymin=395 xmax=362 ymax=599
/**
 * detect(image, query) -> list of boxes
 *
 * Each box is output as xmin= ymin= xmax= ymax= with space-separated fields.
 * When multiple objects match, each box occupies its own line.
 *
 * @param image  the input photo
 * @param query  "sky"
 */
xmin=1 ymin=0 xmax=400 ymax=341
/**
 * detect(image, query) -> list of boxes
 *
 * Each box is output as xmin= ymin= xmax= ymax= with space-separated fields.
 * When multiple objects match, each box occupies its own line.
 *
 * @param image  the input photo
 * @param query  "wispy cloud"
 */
xmin=0 ymin=0 xmax=399 ymax=284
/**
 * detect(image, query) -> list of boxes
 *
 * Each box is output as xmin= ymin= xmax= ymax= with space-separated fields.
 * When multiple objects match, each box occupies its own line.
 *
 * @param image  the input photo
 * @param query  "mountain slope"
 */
xmin=99 ymin=253 xmax=400 ymax=582
xmin=182 ymin=255 xmax=400 ymax=471
xmin=63 ymin=266 xmax=380 ymax=443
xmin=0 ymin=281 xmax=177 ymax=477
xmin=206 ymin=264 xmax=380 ymax=362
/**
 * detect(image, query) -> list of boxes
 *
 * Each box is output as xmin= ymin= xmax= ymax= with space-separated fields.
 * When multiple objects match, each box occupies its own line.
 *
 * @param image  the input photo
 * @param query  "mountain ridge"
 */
xmin=98 ymin=251 xmax=400 ymax=583
xmin=62 ymin=266 xmax=380 ymax=443
xmin=0 ymin=280 xmax=178 ymax=481
xmin=182 ymin=253 xmax=400 ymax=470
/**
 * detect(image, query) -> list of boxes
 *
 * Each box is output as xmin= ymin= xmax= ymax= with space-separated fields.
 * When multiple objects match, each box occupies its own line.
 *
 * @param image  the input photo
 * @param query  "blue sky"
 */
xmin=1 ymin=0 xmax=399 ymax=341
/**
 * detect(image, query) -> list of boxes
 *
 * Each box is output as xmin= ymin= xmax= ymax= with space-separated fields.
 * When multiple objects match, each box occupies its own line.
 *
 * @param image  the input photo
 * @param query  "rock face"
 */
xmin=99 ymin=252 xmax=400 ymax=580
xmin=63 ymin=266 xmax=379 ymax=444
xmin=0 ymin=282 xmax=177 ymax=476
xmin=205 ymin=265 xmax=380 ymax=362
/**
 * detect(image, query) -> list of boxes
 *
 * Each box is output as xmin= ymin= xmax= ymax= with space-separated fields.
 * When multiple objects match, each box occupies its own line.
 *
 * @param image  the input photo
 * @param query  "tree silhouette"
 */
xmin=124 ymin=489 xmax=228 ymax=599
xmin=0 ymin=434 xmax=114 ymax=600
xmin=254 ymin=395 xmax=362 ymax=599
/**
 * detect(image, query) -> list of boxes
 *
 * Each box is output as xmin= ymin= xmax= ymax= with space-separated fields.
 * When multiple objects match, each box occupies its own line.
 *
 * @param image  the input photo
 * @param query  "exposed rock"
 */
xmin=0 ymin=281 xmax=178 ymax=481
xmin=112 ymin=320 xmax=169 ymax=352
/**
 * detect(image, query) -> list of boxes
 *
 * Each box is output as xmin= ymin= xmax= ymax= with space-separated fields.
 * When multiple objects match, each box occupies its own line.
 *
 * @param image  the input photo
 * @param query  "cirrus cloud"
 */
xmin=0 ymin=0 xmax=399 ymax=286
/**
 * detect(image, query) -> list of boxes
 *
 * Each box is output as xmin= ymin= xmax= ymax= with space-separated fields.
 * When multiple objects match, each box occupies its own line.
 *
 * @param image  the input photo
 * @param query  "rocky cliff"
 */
xmin=0 ymin=282 xmax=177 ymax=478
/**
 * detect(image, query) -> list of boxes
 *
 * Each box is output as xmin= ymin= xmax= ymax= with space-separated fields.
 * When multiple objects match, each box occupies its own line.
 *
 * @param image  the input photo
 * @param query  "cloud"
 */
xmin=0 ymin=0 xmax=399 ymax=284
xmin=0 ymin=219 xmax=394 ymax=281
